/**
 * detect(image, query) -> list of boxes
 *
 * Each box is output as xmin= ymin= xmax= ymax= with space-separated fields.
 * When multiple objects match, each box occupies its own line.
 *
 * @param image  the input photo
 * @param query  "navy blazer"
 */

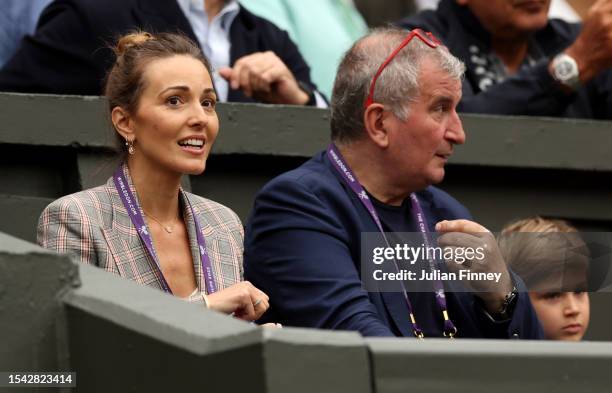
xmin=244 ymin=151 xmax=543 ymax=338
xmin=0 ymin=0 xmax=318 ymax=102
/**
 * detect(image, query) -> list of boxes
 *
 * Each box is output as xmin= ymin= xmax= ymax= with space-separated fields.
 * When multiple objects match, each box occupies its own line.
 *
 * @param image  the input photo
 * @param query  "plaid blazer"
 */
xmin=38 ymin=168 xmax=244 ymax=303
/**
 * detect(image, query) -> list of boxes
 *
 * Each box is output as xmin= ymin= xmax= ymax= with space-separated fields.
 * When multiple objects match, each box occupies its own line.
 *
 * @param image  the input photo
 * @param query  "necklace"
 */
xmin=143 ymin=211 xmax=178 ymax=234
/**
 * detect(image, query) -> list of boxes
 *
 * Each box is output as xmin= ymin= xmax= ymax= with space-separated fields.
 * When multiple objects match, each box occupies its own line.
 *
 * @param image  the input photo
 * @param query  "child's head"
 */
xmin=499 ymin=217 xmax=589 ymax=340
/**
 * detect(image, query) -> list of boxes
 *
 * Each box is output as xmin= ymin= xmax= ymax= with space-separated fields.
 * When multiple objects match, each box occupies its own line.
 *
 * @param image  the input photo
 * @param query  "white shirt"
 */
xmin=176 ymin=0 xmax=240 ymax=102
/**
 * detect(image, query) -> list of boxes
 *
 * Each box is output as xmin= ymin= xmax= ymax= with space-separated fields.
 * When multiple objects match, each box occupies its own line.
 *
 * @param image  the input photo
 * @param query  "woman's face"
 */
xmin=529 ymin=291 xmax=590 ymax=340
xmin=127 ymin=54 xmax=219 ymax=176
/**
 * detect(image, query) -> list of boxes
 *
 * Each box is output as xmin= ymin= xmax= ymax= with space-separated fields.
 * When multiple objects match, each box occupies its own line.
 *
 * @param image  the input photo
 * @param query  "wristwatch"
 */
xmin=478 ymin=286 xmax=519 ymax=322
xmin=493 ymin=286 xmax=518 ymax=320
xmin=550 ymin=53 xmax=580 ymax=91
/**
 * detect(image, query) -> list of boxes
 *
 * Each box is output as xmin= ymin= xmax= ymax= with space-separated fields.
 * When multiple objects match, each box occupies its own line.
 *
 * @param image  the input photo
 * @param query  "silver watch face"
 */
xmin=556 ymin=61 xmax=574 ymax=78
xmin=553 ymin=54 xmax=579 ymax=88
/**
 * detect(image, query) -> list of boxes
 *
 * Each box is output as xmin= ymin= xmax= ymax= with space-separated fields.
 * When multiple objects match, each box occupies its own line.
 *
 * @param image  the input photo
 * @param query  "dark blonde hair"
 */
xmin=501 ymin=217 xmax=577 ymax=234
xmin=105 ymin=31 xmax=212 ymax=114
xmin=499 ymin=217 xmax=589 ymax=291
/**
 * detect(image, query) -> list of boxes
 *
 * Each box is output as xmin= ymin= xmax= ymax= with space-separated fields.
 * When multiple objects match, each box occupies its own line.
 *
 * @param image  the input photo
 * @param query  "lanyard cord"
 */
xmin=327 ymin=144 xmax=457 ymax=338
xmin=113 ymin=164 xmax=218 ymax=295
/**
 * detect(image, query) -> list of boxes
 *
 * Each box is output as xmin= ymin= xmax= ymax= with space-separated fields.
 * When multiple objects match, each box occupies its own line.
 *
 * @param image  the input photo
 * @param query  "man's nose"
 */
xmin=446 ymin=110 xmax=465 ymax=145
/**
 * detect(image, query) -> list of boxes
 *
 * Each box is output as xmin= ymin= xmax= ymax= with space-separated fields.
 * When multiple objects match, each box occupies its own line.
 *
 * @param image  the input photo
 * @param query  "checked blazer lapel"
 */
xmin=100 ymin=168 xmax=168 ymax=291
xmin=180 ymin=190 xmax=208 ymax=294
xmin=99 ymin=165 xmax=238 ymax=295
xmin=182 ymin=192 xmax=244 ymax=293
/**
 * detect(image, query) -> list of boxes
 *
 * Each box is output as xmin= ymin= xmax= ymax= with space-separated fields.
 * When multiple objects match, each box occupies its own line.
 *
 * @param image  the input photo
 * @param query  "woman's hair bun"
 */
xmin=114 ymin=31 xmax=154 ymax=56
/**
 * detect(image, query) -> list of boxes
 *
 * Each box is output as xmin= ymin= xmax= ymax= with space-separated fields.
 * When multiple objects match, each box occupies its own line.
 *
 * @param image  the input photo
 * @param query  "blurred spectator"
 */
xmin=399 ymin=0 xmax=612 ymax=119
xmin=499 ymin=217 xmax=590 ymax=340
xmin=354 ymin=0 xmax=416 ymax=27
xmin=567 ymin=0 xmax=597 ymax=18
xmin=0 ymin=0 xmax=325 ymax=107
xmin=239 ymin=0 xmax=368 ymax=99
xmin=549 ymin=0 xmax=582 ymax=21
xmin=0 ymin=0 xmax=53 ymax=67
xmin=414 ymin=0 xmax=581 ymax=22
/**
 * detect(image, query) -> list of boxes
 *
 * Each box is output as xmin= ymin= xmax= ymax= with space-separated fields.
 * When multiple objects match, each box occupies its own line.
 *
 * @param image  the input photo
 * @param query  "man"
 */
xmin=399 ymin=0 xmax=612 ymax=119
xmin=0 ymin=0 xmax=324 ymax=106
xmin=244 ymin=28 xmax=543 ymax=338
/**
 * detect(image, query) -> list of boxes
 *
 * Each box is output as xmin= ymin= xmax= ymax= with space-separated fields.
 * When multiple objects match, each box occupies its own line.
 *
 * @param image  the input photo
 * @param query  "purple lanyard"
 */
xmin=327 ymin=144 xmax=456 ymax=338
xmin=113 ymin=165 xmax=218 ymax=295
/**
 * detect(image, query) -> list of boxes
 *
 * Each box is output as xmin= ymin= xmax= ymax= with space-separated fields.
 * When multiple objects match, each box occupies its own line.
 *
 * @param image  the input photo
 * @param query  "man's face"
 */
xmin=457 ymin=0 xmax=551 ymax=40
xmin=383 ymin=57 xmax=465 ymax=191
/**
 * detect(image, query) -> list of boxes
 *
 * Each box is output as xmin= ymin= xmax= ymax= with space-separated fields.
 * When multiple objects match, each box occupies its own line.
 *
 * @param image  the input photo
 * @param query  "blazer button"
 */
xmin=511 ymin=332 xmax=520 ymax=339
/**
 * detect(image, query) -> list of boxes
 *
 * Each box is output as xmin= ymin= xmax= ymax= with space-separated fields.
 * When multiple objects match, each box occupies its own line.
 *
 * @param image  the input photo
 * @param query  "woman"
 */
xmin=499 ymin=217 xmax=590 ymax=340
xmin=38 ymin=32 xmax=269 ymax=321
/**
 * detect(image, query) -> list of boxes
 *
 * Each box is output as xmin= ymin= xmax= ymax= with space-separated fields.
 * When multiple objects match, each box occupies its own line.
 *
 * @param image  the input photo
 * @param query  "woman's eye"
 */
xmin=201 ymin=99 xmax=216 ymax=110
xmin=167 ymin=96 xmax=182 ymax=106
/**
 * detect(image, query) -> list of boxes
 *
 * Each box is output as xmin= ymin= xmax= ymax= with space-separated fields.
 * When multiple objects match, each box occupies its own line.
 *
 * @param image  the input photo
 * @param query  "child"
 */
xmin=499 ymin=217 xmax=590 ymax=340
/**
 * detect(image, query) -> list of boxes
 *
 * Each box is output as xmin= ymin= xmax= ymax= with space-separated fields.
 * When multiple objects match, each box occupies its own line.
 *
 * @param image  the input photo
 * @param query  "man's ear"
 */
xmin=111 ymin=106 xmax=135 ymax=141
xmin=363 ymin=104 xmax=389 ymax=148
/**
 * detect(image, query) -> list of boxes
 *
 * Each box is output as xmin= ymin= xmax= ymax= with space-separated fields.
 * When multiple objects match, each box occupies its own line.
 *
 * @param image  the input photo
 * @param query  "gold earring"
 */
xmin=125 ymin=138 xmax=135 ymax=155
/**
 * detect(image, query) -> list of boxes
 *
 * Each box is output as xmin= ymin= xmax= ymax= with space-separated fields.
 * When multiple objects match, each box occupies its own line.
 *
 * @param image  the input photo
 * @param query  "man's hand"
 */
xmin=206 ymin=281 xmax=270 ymax=321
xmin=564 ymin=0 xmax=612 ymax=83
xmin=436 ymin=219 xmax=513 ymax=315
xmin=218 ymin=51 xmax=310 ymax=105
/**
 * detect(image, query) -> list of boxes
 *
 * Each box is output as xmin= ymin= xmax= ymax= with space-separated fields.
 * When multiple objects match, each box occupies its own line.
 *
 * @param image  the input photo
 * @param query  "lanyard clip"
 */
xmin=443 ymin=326 xmax=457 ymax=339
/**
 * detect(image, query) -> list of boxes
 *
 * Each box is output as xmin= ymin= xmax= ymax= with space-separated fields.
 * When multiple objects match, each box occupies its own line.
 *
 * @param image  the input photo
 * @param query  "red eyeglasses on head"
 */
xmin=364 ymin=29 xmax=441 ymax=110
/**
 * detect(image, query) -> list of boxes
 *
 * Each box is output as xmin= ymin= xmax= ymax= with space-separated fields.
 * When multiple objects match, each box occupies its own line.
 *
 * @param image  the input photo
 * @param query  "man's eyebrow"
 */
xmin=430 ymin=96 xmax=454 ymax=105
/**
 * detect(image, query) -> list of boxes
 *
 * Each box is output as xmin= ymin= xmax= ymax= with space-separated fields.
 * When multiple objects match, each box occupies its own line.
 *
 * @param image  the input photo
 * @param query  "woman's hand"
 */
xmin=206 ymin=281 xmax=270 ymax=321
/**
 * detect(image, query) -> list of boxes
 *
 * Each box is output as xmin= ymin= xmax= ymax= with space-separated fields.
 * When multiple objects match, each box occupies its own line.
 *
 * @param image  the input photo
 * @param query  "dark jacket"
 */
xmin=244 ymin=151 xmax=543 ymax=338
xmin=0 ymin=0 xmax=318 ymax=103
xmin=399 ymin=0 xmax=612 ymax=119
